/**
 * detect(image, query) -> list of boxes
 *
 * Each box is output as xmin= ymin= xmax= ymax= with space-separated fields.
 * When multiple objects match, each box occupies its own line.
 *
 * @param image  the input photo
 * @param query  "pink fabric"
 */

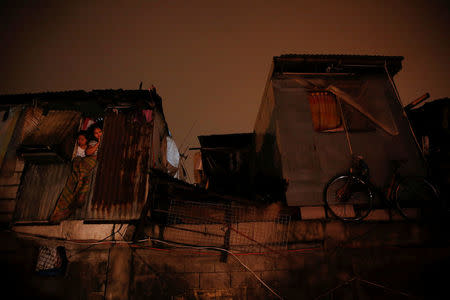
xmin=81 ymin=118 xmax=95 ymax=130
xmin=142 ymin=110 xmax=153 ymax=122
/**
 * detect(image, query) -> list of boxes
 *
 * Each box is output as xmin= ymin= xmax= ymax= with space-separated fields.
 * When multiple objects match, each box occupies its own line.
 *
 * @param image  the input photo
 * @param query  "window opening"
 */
xmin=308 ymin=92 xmax=375 ymax=133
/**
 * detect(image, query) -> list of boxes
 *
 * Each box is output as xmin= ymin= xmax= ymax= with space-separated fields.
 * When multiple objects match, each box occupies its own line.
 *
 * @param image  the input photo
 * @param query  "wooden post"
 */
xmin=220 ymin=200 xmax=232 ymax=262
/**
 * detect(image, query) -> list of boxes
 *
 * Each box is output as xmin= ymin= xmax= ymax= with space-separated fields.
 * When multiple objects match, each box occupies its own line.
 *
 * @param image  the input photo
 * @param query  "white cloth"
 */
xmin=166 ymin=136 xmax=180 ymax=168
xmin=76 ymin=146 xmax=86 ymax=157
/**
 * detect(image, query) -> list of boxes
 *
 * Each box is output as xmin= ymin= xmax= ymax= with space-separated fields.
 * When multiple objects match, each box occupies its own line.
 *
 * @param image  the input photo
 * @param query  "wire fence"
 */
xmin=163 ymin=199 xmax=291 ymax=253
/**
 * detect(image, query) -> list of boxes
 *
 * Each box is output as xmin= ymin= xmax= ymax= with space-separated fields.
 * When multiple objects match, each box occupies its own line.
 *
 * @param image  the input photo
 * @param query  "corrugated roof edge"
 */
xmin=0 ymin=89 xmax=155 ymax=106
xmin=0 ymin=89 xmax=169 ymax=131
xmin=273 ymin=54 xmax=404 ymax=76
xmin=276 ymin=54 xmax=404 ymax=60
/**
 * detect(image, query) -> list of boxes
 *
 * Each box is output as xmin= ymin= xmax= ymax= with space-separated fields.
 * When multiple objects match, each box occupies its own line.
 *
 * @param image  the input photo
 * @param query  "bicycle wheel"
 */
xmin=324 ymin=175 xmax=373 ymax=221
xmin=395 ymin=177 xmax=441 ymax=220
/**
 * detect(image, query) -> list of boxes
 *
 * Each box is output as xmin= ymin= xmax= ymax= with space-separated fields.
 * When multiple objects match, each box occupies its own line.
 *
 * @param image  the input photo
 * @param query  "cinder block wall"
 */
xmin=2 ymin=220 xmax=448 ymax=299
xmin=129 ymin=243 xmax=447 ymax=299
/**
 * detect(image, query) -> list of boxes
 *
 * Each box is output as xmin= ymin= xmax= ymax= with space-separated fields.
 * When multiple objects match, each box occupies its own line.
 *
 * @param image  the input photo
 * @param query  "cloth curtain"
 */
xmin=308 ymin=92 xmax=342 ymax=132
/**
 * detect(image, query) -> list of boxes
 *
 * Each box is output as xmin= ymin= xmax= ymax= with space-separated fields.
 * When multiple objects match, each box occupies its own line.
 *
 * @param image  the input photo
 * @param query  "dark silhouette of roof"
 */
xmin=273 ymin=54 xmax=403 ymax=76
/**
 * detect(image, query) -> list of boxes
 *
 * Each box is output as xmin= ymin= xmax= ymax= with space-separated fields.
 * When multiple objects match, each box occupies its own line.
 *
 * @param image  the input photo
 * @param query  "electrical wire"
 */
xmin=8 ymin=224 xmax=128 ymax=259
xmin=358 ymin=278 xmax=417 ymax=298
xmin=147 ymin=237 xmax=285 ymax=300
xmin=8 ymin=228 xmax=320 ymax=255
xmin=7 ymin=226 xmax=422 ymax=299
xmin=313 ymin=276 xmax=419 ymax=299
xmin=313 ymin=277 xmax=357 ymax=300
xmin=68 ymin=224 xmax=126 ymax=258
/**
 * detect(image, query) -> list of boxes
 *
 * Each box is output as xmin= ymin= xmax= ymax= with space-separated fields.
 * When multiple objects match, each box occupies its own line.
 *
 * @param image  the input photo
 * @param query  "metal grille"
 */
xmin=164 ymin=199 xmax=291 ymax=253
xmin=35 ymin=246 xmax=61 ymax=271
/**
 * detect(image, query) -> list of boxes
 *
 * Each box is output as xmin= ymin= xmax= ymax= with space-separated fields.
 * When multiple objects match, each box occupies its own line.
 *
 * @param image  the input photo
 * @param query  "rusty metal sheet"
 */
xmin=14 ymin=162 xmax=71 ymax=221
xmin=19 ymin=107 xmax=45 ymax=142
xmin=22 ymin=109 xmax=81 ymax=145
xmin=86 ymin=110 xmax=154 ymax=220
xmin=18 ymin=108 xmax=81 ymax=145
xmin=15 ymin=108 xmax=82 ymax=161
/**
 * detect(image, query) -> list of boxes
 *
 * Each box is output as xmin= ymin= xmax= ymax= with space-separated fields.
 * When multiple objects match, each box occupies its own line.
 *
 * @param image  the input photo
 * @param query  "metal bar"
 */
xmin=165 ymin=225 xmax=224 ymax=238
xmin=132 ymin=175 xmax=158 ymax=242
xmin=404 ymin=92 xmax=430 ymax=111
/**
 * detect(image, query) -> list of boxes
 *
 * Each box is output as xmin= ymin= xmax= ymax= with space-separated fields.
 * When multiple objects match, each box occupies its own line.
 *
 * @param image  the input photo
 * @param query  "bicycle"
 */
xmin=323 ymin=155 xmax=441 ymax=222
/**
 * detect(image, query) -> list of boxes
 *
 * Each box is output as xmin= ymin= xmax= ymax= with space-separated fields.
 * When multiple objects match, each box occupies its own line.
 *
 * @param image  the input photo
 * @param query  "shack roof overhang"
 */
xmin=273 ymin=54 xmax=403 ymax=77
xmin=0 ymin=89 xmax=161 ymax=116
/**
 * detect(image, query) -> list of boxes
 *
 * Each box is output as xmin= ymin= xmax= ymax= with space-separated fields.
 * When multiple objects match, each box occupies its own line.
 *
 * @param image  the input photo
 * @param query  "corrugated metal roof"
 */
xmin=14 ymin=163 xmax=71 ymax=221
xmin=273 ymin=54 xmax=403 ymax=76
xmin=0 ymin=89 xmax=158 ymax=106
xmin=277 ymin=54 xmax=404 ymax=60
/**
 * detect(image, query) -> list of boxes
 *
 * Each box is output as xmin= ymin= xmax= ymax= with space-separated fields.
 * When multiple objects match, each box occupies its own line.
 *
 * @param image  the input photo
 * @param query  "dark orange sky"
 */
xmin=1 ymin=1 xmax=449 ymax=179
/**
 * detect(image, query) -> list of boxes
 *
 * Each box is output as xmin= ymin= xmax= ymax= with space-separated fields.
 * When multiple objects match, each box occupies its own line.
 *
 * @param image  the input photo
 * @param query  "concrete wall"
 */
xmin=2 ymin=219 xmax=448 ymax=299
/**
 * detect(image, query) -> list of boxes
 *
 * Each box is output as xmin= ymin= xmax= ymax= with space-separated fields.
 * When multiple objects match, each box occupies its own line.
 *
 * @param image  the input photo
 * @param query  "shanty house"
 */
xmin=0 ymin=89 xmax=180 ymax=224
xmin=253 ymin=55 xmax=426 ymax=206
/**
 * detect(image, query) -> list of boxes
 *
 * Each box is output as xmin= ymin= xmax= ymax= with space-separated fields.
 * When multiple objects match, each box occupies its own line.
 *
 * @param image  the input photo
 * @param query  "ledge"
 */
xmin=12 ymin=220 xmax=127 ymax=241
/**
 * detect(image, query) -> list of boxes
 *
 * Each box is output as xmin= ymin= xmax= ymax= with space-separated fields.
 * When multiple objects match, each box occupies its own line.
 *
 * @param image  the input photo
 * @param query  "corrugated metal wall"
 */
xmin=14 ymin=163 xmax=71 ymax=221
xmin=86 ymin=111 xmax=154 ymax=220
xmin=12 ymin=107 xmax=171 ymax=222
xmin=10 ymin=108 xmax=83 ymax=222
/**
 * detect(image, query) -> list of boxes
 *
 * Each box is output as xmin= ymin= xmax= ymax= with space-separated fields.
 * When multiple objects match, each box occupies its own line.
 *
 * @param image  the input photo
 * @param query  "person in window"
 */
xmin=75 ymin=131 xmax=88 ymax=158
xmin=85 ymin=125 xmax=102 ymax=157
xmin=49 ymin=123 xmax=102 ymax=223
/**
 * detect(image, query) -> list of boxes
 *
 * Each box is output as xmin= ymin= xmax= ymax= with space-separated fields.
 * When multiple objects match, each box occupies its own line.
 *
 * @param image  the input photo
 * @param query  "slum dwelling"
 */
xmin=0 ymin=88 xmax=182 ymax=225
xmin=253 ymin=54 xmax=427 ymax=207
xmin=193 ymin=55 xmax=427 ymax=211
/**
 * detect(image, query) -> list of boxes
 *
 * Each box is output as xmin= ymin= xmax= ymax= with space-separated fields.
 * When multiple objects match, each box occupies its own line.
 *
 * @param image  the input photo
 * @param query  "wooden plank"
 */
xmin=0 ymin=200 xmax=16 ymax=213
xmin=0 ymin=186 xmax=18 ymax=199
xmin=0 ymin=172 xmax=21 ymax=185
